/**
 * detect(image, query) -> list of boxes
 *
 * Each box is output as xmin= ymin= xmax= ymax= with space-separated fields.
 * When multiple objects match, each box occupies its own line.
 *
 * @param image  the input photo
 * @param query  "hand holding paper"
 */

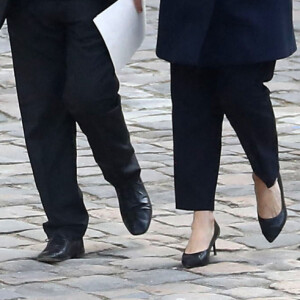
xmin=94 ymin=0 xmax=146 ymax=72
xmin=133 ymin=0 xmax=144 ymax=13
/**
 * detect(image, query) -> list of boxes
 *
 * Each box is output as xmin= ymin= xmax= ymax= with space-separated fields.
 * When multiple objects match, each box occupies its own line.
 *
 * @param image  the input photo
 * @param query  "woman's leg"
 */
xmin=171 ymin=64 xmax=223 ymax=253
xmin=171 ymin=64 xmax=223 ymax=211
xmin=218 ymin=62 xmax=282 ymax=219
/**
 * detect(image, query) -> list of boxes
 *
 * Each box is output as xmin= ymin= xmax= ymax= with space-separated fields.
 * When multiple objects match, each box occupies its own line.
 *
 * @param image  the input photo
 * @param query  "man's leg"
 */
xmin=7 ymin=1 xmax=89 ymax=241
xmin=61 ymin=0 xmax=151 ymax=235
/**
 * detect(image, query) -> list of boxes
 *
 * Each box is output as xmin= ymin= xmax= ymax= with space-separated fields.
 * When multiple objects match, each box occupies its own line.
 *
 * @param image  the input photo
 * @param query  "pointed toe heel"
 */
xmin=182 ymin=221 xmax=220 ymax=269
xmin=258 ymin=174 xmax=287 ymax=243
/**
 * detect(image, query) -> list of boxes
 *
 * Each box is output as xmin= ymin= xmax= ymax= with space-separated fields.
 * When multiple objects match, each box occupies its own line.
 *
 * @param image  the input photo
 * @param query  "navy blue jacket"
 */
xmin=157 ymin=0 xmax=297 ymax=67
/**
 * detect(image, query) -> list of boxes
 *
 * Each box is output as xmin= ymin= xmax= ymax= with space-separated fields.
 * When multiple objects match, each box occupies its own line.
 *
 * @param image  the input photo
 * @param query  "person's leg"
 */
xmin=7 ymin=0 xmax=89 ymax=240
xmin=62 ymin=0 xmax=140 ymax=187
xmin=171 ymin=64 xmax=223 ymax=253
xmin=218 ymin=62 xmax=282 ymax=219
xmin=171 ymin=64 xmax=223 ymax=211
xmin=61 ymin=0 xmax=151 ymax=235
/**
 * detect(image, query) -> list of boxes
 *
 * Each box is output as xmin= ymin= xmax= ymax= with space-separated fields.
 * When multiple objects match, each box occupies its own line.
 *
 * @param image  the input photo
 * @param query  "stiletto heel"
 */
xmin=258 ymin=174 xmax=287 ymax=243
xmin=213 ymin=243 xmax=217 ymax=256
xmin=182 ymin=221 xmax=220 ymax=268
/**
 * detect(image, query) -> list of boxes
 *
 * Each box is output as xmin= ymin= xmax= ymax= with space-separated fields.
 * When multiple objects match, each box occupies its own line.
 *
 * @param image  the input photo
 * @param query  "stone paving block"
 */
xmin=216 ymin=185 xmax=255 ymax=197
xmin=234 ymin=233 xmax=300 ymax=249
xmin=110 ymin=257 xmax=178 ymax=271
xmin=53 ymin=264 xmax=123 ymax=278
xmin=189 ymin=262 xmax=262 ymax=276
xmin=12 ymin=282 xmax=95 ymax=299
xmin=90 ymin=222 xmax=128 ymax=236
xmin=81 ymin=185 xmax=117 ymax=199
xmin=0 ymin=94 xmax=20 ymax=120
xmin=218 ymin=174 xmax=254 ymax=186
xmin=196 ymin=275 xmax=270 ymax=289
xmin=100 ymin=235 xmax=151 ymax=248
xmin=141 ymin=169 xmax=171 ymax=182
xmin=0 ymin=205 xmax=43 ymax=219
xmin=84 ymin=240 xmax=117 ymax=254
xmin=217 ymin=195 xmax=256 ymax=207
xmin=213 ymin=211 xmax=243 ymax=226
xmin=55 ymin=257 xmax=114 ymax=269
xmin=160 ymin=293 xmax=235 ymax=300
xmin=232 ymin=218 xmax=300 ymax=234
xmin=251 ymin=298 xmax=294 ymax=300
xmin=29 ymin=293 xmax=101 ymax=300
xmin=227 ymin=206 xmax=257 ymax=219
xmin=17 ymin=228 xmax=47 ymax=242
xmin=84 ymin=228 xmax=107 ymax=239
xmin=270 ymin=280 xmax=300 ymax=296
xmin=140 ymin=233 xmax=178 ymax=245
xmin=236 ymin=249 xmax=300 ymax=267
xmin=122 ymin=269 xmax=199 ymax=285
xmin=265 ymin=270 xmax=300 ymax=281
xmin=216 ymin=239 xmax=248 ymax=251
xmin=155 ymin=214 xmax=192 ymax=227
xmin=220 ymin=163 xmax=252 ymax=174
xmin=77 ymin=166 xmax=102 ymax=177
xmin=222 ymin=287 xmax=277 ymax=299
xmin=20 ymin=215 xmax=47 ymax=226
xmin=0 ymin=144 xmax=29 ymax=163
xmin=0 ymin=271 xmax=65 ymax=285
xmin=0 ymin=248 xmax=37 ymax=262
xmin=140 ymin=282 xmax=212 ymax=295
xmin=0 ymin=288 xmax=25 ymax=300
xmin=0 ymin=259 xmax=55 ymax=273
xmin=89 ymin=207 xmax=122 ymax=222
xmin=0 ymin=219 xmax=38 ymax=233
xmin=0 ymin=236 xmax=33 ymax=248
xmin=61 ymin=275 xmax=135 ymax=292
xmin=95 ymin=288 xmax=151 ymax=299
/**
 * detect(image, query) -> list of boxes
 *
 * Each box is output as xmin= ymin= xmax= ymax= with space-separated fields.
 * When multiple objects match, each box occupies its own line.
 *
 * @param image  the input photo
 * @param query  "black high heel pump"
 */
xmin=258 ymin=174 xmax=287 ymax=243
xmin=182 ymin=221 xmax=220 ymax=268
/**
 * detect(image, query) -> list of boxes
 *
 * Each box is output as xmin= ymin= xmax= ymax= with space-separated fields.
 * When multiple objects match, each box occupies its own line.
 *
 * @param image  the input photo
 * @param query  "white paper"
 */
xmin=94 ymin=0 xmax=146 ymax=72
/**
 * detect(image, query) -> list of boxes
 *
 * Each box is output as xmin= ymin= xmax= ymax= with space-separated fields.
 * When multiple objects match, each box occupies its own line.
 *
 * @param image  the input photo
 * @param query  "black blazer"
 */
xmin=157 ymin=0 xmax=297 ymax=67
xmin=0 ymin=0 xmax=9 ymax=29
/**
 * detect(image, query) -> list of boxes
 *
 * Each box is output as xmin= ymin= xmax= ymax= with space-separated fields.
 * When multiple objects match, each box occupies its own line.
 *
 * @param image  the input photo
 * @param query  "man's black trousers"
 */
xmin=171 ymin=62 xmax=279 ymax=211
xmin=7 ymin=0 xmax=141 ymax=239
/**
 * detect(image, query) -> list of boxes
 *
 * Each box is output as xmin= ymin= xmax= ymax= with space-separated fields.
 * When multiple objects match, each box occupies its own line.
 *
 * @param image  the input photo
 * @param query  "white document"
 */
xmin=94 ymin=0 xmax=146 ymax=72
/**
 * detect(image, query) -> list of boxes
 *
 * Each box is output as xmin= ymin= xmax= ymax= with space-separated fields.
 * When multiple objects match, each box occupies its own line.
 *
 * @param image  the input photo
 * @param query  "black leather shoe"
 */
xmin=36 ymin=236 xmax=85 ymax=263
xmin=182 ymin=221 xmax=220 ymax=269
xmin=258 ymin=175 xmax=287 ymax=243
xmin=115 ymin=178 xmax=152 ymax=235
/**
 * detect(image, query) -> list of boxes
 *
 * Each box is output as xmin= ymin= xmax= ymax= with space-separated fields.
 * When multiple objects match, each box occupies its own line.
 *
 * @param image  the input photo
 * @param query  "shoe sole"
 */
xmin=36 ymin=252 xmax=85 ymax=264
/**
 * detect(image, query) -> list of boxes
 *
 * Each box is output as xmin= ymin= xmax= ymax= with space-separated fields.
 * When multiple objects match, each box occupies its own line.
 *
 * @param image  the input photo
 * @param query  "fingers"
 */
xmin=134 ymin=0 xmax=143 ymax=13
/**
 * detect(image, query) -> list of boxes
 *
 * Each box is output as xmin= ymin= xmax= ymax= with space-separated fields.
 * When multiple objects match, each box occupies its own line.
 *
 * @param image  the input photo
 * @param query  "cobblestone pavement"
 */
xmin=0 ymin=1 xmax=300 ymax=299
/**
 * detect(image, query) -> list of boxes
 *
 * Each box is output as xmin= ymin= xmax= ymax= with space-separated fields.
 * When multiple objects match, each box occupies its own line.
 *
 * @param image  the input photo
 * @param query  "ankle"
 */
xmin=253 ymin=173 xmax=264 ymax=185
xmin=192 ymin=211 xmax=214 ymax=230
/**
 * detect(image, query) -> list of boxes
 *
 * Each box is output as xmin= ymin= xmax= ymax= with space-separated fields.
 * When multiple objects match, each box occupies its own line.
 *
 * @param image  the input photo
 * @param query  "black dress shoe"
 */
xmin=258 ymin=174 xmax=287 ymax=243
xmin=182 ymin=221 xmax=220 ymax=269
xmin=36 ymin=236 xmax=85 ymax=263
xmin=115 ymin=178 xmax=152 ymax=235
